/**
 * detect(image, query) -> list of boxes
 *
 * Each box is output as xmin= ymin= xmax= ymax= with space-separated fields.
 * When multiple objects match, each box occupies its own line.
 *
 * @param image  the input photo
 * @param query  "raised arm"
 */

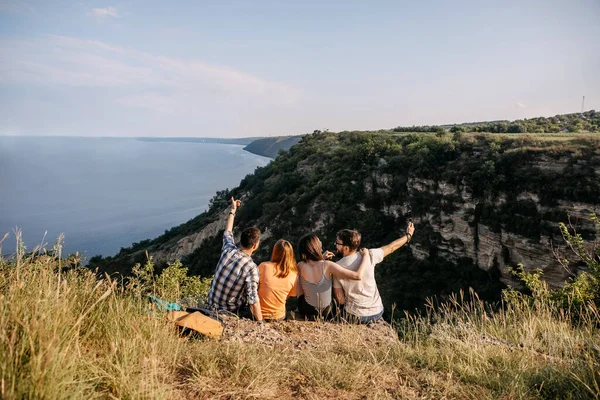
xmin=225 ymin=197 xmax=241 ymax=233
xmin=327 ymin=248 xmax=371 ymax=281
xmin=380 ymin=222 xmax=415 ymax=258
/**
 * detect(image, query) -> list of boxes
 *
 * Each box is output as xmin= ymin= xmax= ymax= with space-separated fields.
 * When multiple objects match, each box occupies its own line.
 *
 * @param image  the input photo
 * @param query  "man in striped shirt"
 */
xmin=208 ymin=197 xmax=263 ymax=322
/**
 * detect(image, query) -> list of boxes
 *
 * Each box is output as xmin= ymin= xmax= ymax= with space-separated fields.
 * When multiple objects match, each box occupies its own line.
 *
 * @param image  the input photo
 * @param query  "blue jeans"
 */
xmin=345 ymin=309 xmax=383 ymax=324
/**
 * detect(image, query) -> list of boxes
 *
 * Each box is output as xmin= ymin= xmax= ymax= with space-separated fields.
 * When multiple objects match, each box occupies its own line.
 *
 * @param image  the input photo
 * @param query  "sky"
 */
xmin=0 ymin=0 xmax=599 ymax=138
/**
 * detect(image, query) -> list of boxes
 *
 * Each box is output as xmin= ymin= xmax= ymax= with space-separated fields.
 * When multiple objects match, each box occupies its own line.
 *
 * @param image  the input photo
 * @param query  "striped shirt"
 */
xmin=207 ymin=231 xmax=259 ymax=312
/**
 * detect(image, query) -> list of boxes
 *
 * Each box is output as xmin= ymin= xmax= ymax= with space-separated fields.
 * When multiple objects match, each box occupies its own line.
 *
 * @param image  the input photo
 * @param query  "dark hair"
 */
xmin=298 ymin=233 xmax=324 ymax=262
xmin=241 ymin=227 xmax=261 ymax=249
xmin=337 ymin=229 xmax=361 ymax=251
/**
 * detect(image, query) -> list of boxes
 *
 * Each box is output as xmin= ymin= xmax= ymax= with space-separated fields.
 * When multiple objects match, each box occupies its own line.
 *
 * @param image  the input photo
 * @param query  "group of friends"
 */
xmin=207 ymin=198 xmax=416 ymax=324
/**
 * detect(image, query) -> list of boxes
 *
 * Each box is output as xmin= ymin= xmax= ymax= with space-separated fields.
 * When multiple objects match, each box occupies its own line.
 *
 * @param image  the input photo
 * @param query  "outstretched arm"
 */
xmin=225 ymin=197 xmax=241 ymax=233
xmin=380 ymin=222 xmax=415 ymax=258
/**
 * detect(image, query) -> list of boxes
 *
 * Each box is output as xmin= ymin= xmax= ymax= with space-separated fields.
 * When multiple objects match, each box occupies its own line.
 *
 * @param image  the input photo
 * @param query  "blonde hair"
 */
xmin=271 ymin=239 xmax=297 ymax=278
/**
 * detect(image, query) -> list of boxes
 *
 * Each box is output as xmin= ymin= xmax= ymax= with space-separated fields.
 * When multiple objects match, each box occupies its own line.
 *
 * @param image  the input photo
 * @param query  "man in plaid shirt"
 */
xmin=208 ymin=197 xmax=264 ymax=322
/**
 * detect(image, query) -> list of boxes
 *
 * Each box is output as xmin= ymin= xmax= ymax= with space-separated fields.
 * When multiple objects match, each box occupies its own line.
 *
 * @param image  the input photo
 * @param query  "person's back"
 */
xmin=207 ymin=197 xmax=263 ymax=322
xmin=257 ymin=239 xmax=298 ymax=320
xmin=258 ymin=262 xmax=297 ymax=319
xmin=298 ymin=260 xmax=332 ymax=310
xmin=334 ymin=249 xmax=384 ymax=318
xmin=208 ymin=230 xmax=258 ymax=312
xmin=333 ymin=225 xmax=414 ymax=324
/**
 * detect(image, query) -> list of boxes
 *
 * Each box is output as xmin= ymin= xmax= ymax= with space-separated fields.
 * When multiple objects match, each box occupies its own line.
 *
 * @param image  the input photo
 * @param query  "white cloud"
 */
xmin=0 ymin=35 xmax=299 ymax=114
xmin=91 ymin=7 xmax=119 ymax=18
xmin=516 ymin=102 xmax=527 ymax=109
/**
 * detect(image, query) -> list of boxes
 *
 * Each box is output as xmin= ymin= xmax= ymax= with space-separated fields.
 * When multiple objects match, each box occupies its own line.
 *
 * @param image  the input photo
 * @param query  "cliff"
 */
xmin=243 ymin=135 xmax=303 ymax=158
xmin=95 ymin=131 xmax=600 ymax=312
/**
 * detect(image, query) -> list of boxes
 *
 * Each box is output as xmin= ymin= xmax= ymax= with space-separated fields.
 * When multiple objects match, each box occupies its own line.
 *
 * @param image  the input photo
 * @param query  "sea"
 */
xmin=0 ymin=136 xmax=271 ymax=258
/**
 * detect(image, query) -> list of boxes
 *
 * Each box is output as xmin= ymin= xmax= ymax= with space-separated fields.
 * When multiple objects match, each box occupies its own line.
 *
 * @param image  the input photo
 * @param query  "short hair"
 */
xmin=241 ymin=227 xmax=261 ymax=249
xmin=271 ymin=239 xmax=297 ymax=278
xmin=337 ymin=229 xmax=361 ymax=251
xmin=298 ymin=233 xmax=324 ymax=262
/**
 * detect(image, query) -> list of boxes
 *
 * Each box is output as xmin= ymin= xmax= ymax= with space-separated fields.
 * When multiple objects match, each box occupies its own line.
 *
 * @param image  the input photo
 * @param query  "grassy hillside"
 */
xmin=2 ymin=247 xmax=598 ymax=399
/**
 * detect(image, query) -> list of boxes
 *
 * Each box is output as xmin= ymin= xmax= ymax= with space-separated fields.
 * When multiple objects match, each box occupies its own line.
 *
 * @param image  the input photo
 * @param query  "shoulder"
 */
xmin=337 ymin=254 xmax=358 ymax=267
xmin=370 ymin=248 xmax=384 ymax=264
xmin=241 ymin=256 xmax=258 ymax=271
xmin=258 ymin=261 xmax=273 ymax=272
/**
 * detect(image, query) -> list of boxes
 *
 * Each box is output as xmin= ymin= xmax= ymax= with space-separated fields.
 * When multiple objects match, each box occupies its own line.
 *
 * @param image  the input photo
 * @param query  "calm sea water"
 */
xmin=0 ymin=136 xmax=270 ymax=258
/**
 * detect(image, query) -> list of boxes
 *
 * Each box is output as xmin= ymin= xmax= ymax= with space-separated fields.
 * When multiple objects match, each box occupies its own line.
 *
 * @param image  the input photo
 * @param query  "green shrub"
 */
xmin=127 ymin=256 xmax=211 ymax=306
xmin=504 ymin=214 xmax=600 ymax=312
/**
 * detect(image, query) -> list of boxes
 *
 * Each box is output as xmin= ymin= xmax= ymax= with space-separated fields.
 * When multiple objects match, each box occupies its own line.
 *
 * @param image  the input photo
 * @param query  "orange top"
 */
xmin=258 ymin=262 xmax=298 ymax=320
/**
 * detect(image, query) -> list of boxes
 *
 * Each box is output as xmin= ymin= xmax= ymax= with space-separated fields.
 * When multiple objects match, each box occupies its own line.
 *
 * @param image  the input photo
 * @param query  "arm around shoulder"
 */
xmin=327 ymin=249 xmax=370 ymax=281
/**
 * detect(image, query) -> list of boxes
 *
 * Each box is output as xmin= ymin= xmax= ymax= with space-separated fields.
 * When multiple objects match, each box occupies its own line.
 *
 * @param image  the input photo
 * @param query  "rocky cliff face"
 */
xmin=397 ymin=176 xmax=598 ymax=288
xmin=151 ymin=210 xmax=229 ymax=266
xmin=148 ymin=163 xmax=598 ymax=292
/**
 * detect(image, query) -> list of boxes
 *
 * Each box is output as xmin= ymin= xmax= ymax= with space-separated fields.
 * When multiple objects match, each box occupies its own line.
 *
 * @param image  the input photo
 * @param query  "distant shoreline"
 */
xmin=135 ymin=137 xmax=263 ymax=146
xmin=0 ymin=134 xmax=302 ymax=160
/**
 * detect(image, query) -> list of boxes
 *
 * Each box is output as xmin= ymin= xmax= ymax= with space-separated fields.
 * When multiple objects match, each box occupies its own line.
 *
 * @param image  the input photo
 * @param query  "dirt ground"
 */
xmin=216 ymin=313 xmax=399 ymax=350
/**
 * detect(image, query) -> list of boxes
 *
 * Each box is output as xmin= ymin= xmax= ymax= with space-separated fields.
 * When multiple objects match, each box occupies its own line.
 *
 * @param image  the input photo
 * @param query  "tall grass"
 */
xmin=0 ymin=236 xmax=184 ymax=399
xmin=398 ymin=289 xmax=600 ymax=399
xmin=1 ymin=239 xmax=598 ymax=399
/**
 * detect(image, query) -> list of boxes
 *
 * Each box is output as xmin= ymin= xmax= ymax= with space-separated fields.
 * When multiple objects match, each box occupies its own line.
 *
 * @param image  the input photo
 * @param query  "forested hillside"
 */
xmin=92 ymin=130 xmax=600 ymax=313
xmin=392 ymin=110 xmax=600 ymax=133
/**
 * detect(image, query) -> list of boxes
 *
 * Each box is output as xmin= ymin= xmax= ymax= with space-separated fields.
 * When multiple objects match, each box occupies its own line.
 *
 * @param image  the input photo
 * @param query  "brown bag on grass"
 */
xmin=168 ymin=311 xmax=223 ymax=338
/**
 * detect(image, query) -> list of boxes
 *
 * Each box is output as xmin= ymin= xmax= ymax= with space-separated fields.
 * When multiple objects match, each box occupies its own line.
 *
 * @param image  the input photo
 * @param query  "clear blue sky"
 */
xmin=1 ymin=0 xmax=598 ymax=137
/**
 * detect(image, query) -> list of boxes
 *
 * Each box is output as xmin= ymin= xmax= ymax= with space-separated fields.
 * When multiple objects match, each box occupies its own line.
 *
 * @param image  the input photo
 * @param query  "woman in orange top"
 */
xmin=258 ymin=239 xmax=298 ymax=321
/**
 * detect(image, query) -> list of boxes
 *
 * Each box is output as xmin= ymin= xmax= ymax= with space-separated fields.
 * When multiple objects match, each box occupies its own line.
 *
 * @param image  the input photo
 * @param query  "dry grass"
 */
xmin=1 ymin=246 xmax=598 ymax=399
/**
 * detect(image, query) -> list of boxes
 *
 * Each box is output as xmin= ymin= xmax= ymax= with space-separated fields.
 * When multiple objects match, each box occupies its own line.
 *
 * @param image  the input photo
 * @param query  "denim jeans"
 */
xmin=345 ymin=309 xmax=383 ymax=324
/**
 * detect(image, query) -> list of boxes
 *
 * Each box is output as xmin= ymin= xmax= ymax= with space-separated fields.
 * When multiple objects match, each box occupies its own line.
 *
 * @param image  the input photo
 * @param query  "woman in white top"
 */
xmin=296 ymin=233 xmax=370 ymax=320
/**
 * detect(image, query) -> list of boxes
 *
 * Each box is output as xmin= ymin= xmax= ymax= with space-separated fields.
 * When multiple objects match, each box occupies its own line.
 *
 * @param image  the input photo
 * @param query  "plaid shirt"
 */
xmin=207 ymin=231 xmax=259 ymax=312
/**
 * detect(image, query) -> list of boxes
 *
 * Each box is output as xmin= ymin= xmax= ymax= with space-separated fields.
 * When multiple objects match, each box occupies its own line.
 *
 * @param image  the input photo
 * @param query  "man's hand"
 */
xmin=406 ymin=221 xmax=415 ymax=237
xmin=359 ymin=248 xmax=369 ymax=257
xmin=323 ymin=250 xmax=335 ymax=260
xmin=381 ymin=222 xmax=416 ymax=258
xmin=230 ymin=197 xmax=241 ymax=212
xmin=226 ymin=197 xmax=241 ymax=233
